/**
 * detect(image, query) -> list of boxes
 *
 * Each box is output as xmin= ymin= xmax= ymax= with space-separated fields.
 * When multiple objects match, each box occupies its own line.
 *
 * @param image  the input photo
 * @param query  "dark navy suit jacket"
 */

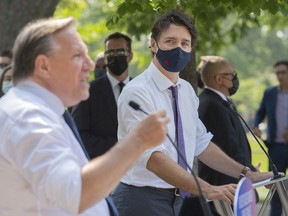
xmin=253 ymin=86 xmax=278 ymax=145
xmin=72 ymin=74 xmax=119 ymax=159
xmin=198 ymin=89 xmax=254 ymax=185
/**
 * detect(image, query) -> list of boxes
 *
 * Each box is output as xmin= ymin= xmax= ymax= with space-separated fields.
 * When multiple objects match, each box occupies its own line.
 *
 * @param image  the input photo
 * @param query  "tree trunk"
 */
xmin=180 ymin=49 xmax=197 ymax=93
xmin=0 ymin=0 xmax=60 ymax=51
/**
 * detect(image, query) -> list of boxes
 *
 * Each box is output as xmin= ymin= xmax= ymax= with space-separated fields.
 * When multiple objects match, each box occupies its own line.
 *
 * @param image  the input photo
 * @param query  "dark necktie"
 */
xmin=118 ymin=82 xmax=125 ymax=94
xmin=63 ymin=111 xmax=119 ymax=216
xmin=106 ymin=196 xmax=119 ymax=216
xmin=63 ymin=110 xmax=90 ymax=159
xmin=169 ymin=86 xmax=190 ymax=198
xmin=227 ymin=98 xmax=236 ymax=111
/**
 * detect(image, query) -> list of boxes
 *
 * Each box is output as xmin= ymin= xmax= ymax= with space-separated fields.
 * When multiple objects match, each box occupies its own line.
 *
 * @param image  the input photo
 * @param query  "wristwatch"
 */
xmin=239 ymin=166 xmax=251 ymax=180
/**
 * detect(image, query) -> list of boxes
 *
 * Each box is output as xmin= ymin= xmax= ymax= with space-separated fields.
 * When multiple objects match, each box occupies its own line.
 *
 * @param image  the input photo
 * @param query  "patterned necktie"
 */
xmin=118 ymin=82 xmax=125 ymax=94
xmin=63 ymin=110 xmax=90 ymax=159
xmin=169 ymin=86 xmax=190 ymax=198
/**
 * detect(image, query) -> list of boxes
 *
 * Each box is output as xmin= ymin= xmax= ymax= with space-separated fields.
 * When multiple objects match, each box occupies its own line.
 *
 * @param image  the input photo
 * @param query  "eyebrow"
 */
xmin=163 ymin=36 xmax=191 ymax=42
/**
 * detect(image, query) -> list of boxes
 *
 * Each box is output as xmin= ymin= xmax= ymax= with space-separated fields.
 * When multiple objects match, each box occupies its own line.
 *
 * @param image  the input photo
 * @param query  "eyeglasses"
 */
xmin=104 ymin=48 xmax=130 ymax=57
xmin=219 ymin=71 xmax=237 ymax=78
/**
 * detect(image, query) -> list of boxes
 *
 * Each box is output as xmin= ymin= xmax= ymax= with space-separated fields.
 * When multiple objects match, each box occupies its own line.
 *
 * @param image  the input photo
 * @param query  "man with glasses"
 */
xmin=72 ymin=32 xmax=133 ymax=159
xmin=195 ymin=55 xmax=258 ymax=215
xmin=253 ymin=60 xmax=288 ymax=216
xmin=0 ymin=49 xmax=13 ymax=76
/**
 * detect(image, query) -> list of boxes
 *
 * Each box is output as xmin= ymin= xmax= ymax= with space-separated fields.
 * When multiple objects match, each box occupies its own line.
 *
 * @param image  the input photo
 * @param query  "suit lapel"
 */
xmin=270 ymin=87 xmax=278 ymax=120
xmin=100 ymin=76 xmax=117 ymax=122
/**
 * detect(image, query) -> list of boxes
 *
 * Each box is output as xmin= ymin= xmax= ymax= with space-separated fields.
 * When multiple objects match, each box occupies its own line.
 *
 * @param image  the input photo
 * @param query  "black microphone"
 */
xmin=221 ymin=100 xmax=282 ymax=180
xmin=128 ymin=100 xmax=213 ymax=216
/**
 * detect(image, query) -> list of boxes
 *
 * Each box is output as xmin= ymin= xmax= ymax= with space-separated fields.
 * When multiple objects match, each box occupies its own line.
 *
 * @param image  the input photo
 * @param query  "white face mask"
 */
xmin=2 ymin=80 xmax=13 ymax=94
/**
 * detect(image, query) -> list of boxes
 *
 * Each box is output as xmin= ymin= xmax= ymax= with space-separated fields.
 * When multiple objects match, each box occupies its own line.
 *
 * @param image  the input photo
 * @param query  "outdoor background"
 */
xmin=1 ymin=0 xmax=288 ymax=205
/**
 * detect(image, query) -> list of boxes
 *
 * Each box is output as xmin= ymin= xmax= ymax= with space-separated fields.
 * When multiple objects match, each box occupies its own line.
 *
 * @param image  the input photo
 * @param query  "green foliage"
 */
xmin=54 ymin=0 xmax=288 ymax=115
xmin=106 ymin=0 xmax=288 ymax=54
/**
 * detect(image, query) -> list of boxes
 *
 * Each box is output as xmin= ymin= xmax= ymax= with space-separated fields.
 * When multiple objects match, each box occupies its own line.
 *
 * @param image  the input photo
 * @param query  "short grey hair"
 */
xmin=13 ymin=17 xmax=76 ymax=83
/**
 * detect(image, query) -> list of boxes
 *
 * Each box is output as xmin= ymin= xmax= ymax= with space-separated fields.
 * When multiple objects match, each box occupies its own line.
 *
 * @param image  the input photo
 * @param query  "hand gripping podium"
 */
xmin=213 ymin=175 xmax=288 ymax=216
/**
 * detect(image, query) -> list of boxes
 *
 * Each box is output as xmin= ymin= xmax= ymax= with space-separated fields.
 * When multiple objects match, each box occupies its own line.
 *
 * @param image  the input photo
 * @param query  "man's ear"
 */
xmin=214 ymin=74 xmax=223 ymax=84
xmin=150 ymin=38 xmax=158 ymax=54
xmin=34 ymin=54 xmax=50 ymax=79
xmin=127 ymin=52 xmax=133 ymax=63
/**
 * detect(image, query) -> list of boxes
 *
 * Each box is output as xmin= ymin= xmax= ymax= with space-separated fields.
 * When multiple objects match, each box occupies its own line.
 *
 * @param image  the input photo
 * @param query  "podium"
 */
xmin=213 ymin=176 xmax=288 ymax=216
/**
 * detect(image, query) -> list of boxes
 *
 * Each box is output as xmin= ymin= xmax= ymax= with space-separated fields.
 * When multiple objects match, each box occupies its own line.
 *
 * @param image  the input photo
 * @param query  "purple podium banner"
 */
xmin=234 ymin=177 xmax=256 ymax=216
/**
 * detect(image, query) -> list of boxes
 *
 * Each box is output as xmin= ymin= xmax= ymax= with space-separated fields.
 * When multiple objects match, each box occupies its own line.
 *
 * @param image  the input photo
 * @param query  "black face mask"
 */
xmin=107 ymin=56 xmax=128 ymax=76
xmin=228 ymin=75 xmax=239 ymax=96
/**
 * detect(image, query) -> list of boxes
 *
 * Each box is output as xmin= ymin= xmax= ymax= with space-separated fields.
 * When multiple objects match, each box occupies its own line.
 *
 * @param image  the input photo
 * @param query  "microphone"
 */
xmin=128 ymin=100 xmax=213 ymax=216
xmin=221 ymin=100 xmax=282 ymax=180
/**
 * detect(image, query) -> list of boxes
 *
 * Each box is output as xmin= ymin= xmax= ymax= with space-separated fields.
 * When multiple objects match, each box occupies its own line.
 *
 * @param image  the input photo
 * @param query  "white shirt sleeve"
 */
xmin=3 ymin=109 xmax=82 ymax=214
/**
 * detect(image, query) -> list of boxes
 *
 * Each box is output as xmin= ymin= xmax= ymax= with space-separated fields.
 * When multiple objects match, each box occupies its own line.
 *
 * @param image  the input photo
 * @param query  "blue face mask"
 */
xmin=2 ymin=80 xmax=13 ymax=94
xmin=156 ymin=46 xmax=191 ymax=73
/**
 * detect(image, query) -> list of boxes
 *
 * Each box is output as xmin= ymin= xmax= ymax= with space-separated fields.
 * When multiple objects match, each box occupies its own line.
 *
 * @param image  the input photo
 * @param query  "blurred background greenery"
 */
xmin=1 ymin=0 xmax=286 ymax=206
xmin=248 ymin=133 xmax=270 ymax=202
xmin=52 ymin=0 xmax=288 ymax=127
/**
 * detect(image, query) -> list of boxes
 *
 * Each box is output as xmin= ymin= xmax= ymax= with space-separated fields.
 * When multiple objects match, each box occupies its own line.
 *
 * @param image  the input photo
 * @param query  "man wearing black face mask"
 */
xmin=112 ymin=10 xmax=272 ymax=216
xmin=72 ymin=32 xmax=133 ymax=159
xmin=195 ymin=55 xmax=259 ymax=215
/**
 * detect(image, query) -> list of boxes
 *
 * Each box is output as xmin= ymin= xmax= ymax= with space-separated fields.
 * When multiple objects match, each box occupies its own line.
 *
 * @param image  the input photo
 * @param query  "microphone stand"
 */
xmin=129 ymin=101 xmax=213 ymax=216
xmin=221 ymin=100 xmax=283 ymax=180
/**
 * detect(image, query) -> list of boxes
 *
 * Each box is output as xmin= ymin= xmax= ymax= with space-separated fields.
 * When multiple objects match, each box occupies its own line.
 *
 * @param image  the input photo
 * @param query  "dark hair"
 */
xmin=0 ymin=64 xmax=12 ymax=97
xmin=151 ymin=9 xmax=198 ymax=48
xmin=0 ymin=49 xmax=13 ymax=58
xmin=274 ymin=60 xmax=288 ymax=68
xmin=104 ymin=32 xmax=132 ymax=51
xmin=12 ymin=17 xmax=75 ymax=83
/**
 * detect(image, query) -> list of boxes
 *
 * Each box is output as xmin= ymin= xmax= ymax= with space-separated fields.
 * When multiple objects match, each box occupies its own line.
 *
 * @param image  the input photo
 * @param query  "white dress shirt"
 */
xmin=204 ymin=86 xmax=227 ymax=101
xmin=0 ymin=80 xmax=109 ymax=216
xmin=117 ymin=62 xmax=212 ymax=188
xmin=106 ymin=72 xmax=130 ymax=102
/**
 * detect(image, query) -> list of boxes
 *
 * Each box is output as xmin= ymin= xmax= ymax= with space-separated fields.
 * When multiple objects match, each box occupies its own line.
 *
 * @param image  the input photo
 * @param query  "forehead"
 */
xmin=275 ymin=64 xmax=288 ymax=71
xmin=105 ymin=38 xmax=128 ymax=50
xmin=223 ymin=62 xmax=233 ymax=70
xmin=0 ymin=56 xmax=12 ymax=64
xmin=159 ymin=24 xmax=191 ymax=42
xmin=52 ymin=28 xmax=87 ymax=52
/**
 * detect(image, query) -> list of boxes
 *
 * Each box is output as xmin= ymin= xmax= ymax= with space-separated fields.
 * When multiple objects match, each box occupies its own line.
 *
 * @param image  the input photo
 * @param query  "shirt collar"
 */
xmin=106 ymin=72 xmax=130 ymax=88
xmin=205 ymin=86 xmax=227 ymax=101
xmin=16 ymin=79 xmax=65 ymax=116
xmin=149 ymin=62 xmax=181 ymax=91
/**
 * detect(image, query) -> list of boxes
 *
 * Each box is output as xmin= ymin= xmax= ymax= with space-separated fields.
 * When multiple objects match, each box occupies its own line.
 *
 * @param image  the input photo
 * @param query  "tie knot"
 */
xmin=169 ymin=85 xmax=178 ymax=99
xmin=118 ymin=82 xmax=125 ymax=93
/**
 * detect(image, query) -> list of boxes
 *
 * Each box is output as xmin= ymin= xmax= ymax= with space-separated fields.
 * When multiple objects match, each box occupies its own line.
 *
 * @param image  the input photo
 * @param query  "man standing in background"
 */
xmin=253 ymin=60 xmax=288 ymax=216
xmin=72 ymin=32 xmax=133 ymax=159
xmin=0 ymin=49 xmax=13 ymax=75
xmin=196 ymin=55 xmax=258 ymax=215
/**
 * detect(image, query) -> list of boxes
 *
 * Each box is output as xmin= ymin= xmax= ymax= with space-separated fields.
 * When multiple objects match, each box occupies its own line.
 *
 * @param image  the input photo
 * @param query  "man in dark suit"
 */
xmin=195 ymin=56 xmax=257 ymax=215
xmin=72 ymin=32 xmax=133 ymax=159
xmin=253 ymin=60 xmax=288 ymax=216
